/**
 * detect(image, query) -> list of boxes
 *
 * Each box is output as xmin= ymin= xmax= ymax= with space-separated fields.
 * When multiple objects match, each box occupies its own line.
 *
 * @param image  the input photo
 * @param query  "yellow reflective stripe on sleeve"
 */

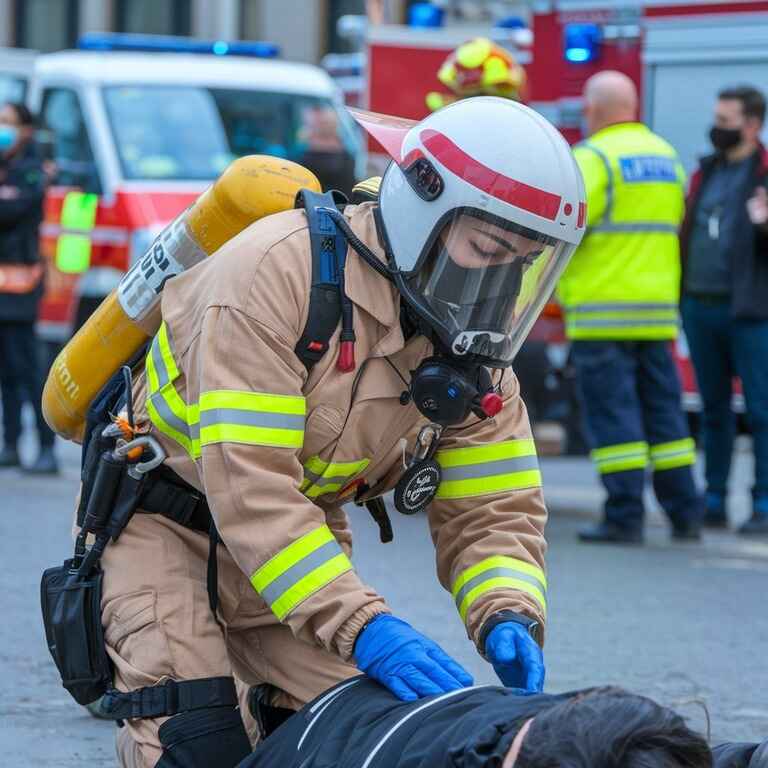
xmin=451 ymin=556 xmax=547 ymax=623
xmin=199 ymin=390 xmax=306 ymax=449
xmin=435 ymin=439 xmax=541 ymax=499
xmin=590 ymin=441 xmax=648 ymax=474
xmin=650 ymin=438 xmax=696 ymax=471
xmin=145 ymin=325 xmax=201 ymax=459
xmin=436 ymin=439 xmax=537 ymax=467
xmin=250 ymin=525 xmax=352 ymax=620
xmin=146 ymin=322 xmax=306 ymax=454
xmin=199 ymin=390 xmax=306 ymax=415
xmin=300 ymin=455 xmax=370 ymax=499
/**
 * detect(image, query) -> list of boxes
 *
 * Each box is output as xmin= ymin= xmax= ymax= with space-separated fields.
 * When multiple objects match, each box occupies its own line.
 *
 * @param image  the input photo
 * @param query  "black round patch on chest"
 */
xmin=394 ymin=459 xmax=442 ymax=515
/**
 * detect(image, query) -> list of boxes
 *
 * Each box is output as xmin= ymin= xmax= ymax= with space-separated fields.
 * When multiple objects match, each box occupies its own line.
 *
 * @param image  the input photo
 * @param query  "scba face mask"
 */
xmin=403 ymin=209 xmax=573 ymax=369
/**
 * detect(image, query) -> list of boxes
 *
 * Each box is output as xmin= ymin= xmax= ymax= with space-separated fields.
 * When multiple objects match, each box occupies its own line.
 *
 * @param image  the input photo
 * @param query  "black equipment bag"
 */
xmin=40 ymin=559 xmax=112 ymax=705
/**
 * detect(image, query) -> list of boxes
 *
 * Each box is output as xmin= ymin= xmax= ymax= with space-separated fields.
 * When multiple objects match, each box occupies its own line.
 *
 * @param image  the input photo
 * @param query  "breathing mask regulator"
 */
xmin=342 ymin=98 xmax=587 ymax=513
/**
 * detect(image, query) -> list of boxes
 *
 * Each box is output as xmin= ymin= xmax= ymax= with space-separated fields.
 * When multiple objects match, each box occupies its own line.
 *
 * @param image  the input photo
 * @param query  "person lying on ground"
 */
xmin=238 ymin=676 xmax=766 ymax=768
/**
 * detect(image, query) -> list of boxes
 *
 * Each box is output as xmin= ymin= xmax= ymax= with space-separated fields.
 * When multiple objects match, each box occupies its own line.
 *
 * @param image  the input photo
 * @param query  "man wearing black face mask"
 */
xmin=680 ymin=85 xmax=768 ymax=536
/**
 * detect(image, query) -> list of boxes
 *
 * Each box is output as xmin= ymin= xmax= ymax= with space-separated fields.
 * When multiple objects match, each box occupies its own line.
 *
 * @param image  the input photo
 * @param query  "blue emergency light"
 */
xmin=408 ymin=3 xmax=445 ymax=28
xmin=564 ymin=23 xmax=601 ymax=63
xmin=77 ymin=32 xmax=280 ymax=59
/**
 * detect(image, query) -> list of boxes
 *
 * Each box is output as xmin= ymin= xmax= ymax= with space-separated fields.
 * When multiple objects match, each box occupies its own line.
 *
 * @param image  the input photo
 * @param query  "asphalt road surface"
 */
xmin=2 ymin=427 xmax=767 ymax=765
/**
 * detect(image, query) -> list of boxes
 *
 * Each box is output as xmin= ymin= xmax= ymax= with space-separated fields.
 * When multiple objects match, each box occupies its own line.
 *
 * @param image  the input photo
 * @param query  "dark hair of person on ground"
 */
xmin=718 ymin=85 xmax=767 ymax=125
xmin=515 ymin=687 xmax=713 ymax=768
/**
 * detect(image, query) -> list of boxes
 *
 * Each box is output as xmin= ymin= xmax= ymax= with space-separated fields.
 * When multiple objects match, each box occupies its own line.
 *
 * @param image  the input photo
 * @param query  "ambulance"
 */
xmin=0 ymin=34 xmax=363 ymax=343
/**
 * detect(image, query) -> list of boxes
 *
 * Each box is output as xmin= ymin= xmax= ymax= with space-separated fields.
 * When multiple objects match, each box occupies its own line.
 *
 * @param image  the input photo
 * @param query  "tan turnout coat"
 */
xmin=131 ymin=202 xmax=549 ymax=662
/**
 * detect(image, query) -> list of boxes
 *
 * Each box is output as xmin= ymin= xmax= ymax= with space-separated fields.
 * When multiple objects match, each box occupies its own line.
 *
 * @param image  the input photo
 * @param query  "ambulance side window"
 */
xmin=40 ymin=87 xmax=102 ymax=194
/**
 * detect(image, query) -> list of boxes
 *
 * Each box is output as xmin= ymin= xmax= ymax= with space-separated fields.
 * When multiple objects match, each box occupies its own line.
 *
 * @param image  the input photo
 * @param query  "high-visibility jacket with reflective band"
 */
xmin=132 ymin=203 xmax=548 ymax=661
xmin=558 ymin=122 xmax=686 ymax=340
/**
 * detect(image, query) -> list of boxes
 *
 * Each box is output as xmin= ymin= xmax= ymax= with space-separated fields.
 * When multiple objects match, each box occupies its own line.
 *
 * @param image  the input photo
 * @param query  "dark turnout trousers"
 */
xmin=571 ymin=340 xmax=702 ymax=531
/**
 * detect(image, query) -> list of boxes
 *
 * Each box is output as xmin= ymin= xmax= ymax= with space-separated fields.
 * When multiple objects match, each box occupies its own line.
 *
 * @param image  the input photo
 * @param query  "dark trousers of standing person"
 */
xmin=681 ymin=295 xmax=768 ymax=517
xmin=571 ymin=340 xmax=702 ymax=534
xmin=0 ymin=320 xmax=54 ymax=450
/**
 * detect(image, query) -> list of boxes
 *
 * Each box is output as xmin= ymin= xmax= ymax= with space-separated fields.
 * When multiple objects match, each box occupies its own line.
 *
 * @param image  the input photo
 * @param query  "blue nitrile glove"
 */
xmin=354 ymin=614 xmax=474 ymax=701
xmin=485 ymin=621 xmax=545 ymax=693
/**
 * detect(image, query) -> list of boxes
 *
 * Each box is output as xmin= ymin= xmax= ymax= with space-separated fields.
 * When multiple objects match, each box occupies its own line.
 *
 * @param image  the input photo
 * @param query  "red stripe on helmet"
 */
xmin=577 ymin=201 xmax=586 ymax=228
xmin=419 ymin=129 xmax=562 ymax=221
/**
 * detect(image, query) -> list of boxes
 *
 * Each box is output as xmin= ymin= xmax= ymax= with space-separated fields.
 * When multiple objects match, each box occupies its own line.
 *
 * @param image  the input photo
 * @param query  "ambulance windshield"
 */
xmin=103 ymin=85 xmax=361 ymax=186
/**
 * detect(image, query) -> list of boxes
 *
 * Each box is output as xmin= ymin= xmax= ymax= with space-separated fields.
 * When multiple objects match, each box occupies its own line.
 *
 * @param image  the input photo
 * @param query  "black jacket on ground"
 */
xmin=0 ymin=141 xmax=46 ymax=322
xmin=680 ymin=145 xmax=768 ymax=320
xmin=239 ymin=677 xmax=765 ymax=768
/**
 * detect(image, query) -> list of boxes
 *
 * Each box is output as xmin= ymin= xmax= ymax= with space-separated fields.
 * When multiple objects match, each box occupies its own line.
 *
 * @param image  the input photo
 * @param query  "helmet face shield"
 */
xmin=407 ymin=209 xmax=574 ymax=365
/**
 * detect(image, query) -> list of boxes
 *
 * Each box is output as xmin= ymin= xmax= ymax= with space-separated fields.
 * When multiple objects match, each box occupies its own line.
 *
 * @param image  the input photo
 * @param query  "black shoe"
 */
xmin=0 ymin=445 xmax=20 ymax=468
xmin=703 ymin=493 xmax=728 ymax=528
xmin=23 ymin=447 xmax=59 ymax=475
xmin=671 ymin=522 xmax=702 ymax=542
xmin=703 ymin=511 xmax=728 ymax=528
xmin=738 ymin=514 xmax=768 ymax=536
xmin=578 ymin=522 xmax=644 ymax=545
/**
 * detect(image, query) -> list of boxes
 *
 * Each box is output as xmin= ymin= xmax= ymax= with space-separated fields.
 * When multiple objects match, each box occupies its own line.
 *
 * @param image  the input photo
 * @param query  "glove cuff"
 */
xmin=479 ymin=610 xmax=541 ymax=656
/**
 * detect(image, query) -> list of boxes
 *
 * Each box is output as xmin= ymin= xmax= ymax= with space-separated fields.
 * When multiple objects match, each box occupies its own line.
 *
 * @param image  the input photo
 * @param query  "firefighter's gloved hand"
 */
xmin=485 ymin=621 xmax=545 ymax=693
xmin=354 ymin=614 xmax=474 ymax=701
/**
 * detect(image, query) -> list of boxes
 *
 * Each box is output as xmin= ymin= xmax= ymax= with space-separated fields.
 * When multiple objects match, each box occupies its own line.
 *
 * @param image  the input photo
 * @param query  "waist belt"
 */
xmin=138 ymin=466 xmax=212 ymax=534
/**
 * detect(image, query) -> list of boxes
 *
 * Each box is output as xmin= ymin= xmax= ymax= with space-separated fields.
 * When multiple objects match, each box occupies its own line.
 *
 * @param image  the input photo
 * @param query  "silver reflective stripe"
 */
xmin=150 ymin=335 xmax=171 ymax=388
xmin=651 ymin=448 xmax=692 ymax=461
xmin=303 ymin=469 xmax=353 ymax=488
xmin=568 ymin=317 xmax=679 ymax=329
xmin=582 ymin=142 xmax=613 ymax=225
xmin=453 ymin=567 xmax=546 ymax=611
xmin=258 ymin=539 xmax=344 ymax=607
xmin=569 ymin=302 xmax=677 ymax=314
xmin=298 ymin=678 xmax=363 ymax=750
xmin=148 ymin=392 xmax=190 ymax=438
xmin=360 ymin=686 xmax=493 ymax=768
xmin=591 ymin=222 xmax=677 ymax=234
xmin=440 ymin=455 xmax=539 ymax=482
xmin=199 ymin=407 xmax=305 ymax=431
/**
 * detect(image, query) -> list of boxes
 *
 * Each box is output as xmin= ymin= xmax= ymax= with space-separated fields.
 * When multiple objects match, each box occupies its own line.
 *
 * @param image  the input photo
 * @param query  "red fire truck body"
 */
xmin=364 ymin=1 xmax=768 ymax=420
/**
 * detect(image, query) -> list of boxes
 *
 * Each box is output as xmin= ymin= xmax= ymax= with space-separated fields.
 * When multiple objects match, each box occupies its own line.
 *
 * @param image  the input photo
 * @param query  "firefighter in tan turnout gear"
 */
xmin=69 ymin=98 xmax=585 ymax=767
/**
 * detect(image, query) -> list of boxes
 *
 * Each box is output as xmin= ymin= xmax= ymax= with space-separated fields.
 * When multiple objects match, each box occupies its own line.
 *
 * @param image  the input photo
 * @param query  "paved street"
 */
xmin=2 ymin=425 xmax=767 ymax=765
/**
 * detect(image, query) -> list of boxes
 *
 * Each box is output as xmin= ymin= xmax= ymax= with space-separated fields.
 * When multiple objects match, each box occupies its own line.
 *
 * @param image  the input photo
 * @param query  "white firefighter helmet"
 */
xmin=351 ymin=97 xmax=586 ymax=367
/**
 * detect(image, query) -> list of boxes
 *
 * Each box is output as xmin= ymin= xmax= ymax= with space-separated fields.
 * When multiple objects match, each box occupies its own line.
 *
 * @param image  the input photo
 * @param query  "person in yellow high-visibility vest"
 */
xmin=558 ymin=71 xmax=703 ymax=544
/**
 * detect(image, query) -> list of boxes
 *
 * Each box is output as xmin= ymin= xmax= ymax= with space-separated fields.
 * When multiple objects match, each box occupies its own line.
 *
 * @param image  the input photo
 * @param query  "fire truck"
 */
xmin=362 ymin=0 xmax=768 ymax=436
xmin=0 ymin=34 xmax=363 ymax=345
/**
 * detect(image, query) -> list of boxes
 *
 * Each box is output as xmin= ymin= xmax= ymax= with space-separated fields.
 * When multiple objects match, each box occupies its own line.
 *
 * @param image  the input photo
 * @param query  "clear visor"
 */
xmin=409 ymin=210 xmax=575 ymax=364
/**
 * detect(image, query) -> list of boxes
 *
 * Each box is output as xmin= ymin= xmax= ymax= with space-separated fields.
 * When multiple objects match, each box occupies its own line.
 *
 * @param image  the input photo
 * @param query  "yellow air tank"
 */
xmin=43 ymin=155 xmax=321 ymax=442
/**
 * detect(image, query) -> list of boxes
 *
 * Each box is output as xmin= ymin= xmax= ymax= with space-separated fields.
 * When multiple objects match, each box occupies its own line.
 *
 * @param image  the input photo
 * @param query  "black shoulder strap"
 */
xmin=294 ymin=188 xmax=349 ymax=372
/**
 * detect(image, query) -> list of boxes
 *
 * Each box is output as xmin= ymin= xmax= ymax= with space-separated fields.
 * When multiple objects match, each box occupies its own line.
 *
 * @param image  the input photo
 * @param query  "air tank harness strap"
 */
xmin=101 ymin=676 xmax=238 ymax=722
xmin=294 ymin=188 xmax=356 ymax=373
